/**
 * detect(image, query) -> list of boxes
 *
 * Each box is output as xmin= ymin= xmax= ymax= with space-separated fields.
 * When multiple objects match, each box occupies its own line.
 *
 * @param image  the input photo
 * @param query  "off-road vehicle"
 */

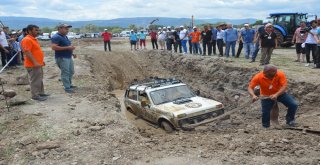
xmin=124 ymin=78 xmax=225 ymax=133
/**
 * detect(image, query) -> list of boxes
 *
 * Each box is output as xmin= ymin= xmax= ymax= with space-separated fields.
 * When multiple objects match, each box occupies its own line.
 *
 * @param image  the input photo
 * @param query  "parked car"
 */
xmin=75 ymin=33 xmax=84 ymax=39
xmin=84 ymin=33 xmax=100 ymax=38
xmin=37 ymin=33 xmax=50 ymax=40
xmin=120 ymin=31 xmax=131 ymax=37
xmin=124 ymin=78 xmax=225 ymax=133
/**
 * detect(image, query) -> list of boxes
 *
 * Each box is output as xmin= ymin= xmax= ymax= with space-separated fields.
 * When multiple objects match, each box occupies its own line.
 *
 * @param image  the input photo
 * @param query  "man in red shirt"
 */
xmin=149 ymin=29 xmax=158 ymax=49
xmin=101 ymin=29 xmax=112 ymax=51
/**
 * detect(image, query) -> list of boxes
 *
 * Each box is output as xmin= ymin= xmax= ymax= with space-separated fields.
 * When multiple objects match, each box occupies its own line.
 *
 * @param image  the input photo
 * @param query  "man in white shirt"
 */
xmin=216 ymin=25 xmax=224 ymax=56
xmin=179 ymin=26 xmax=188 ymax=54
xmin=0 ymin=27 xmax=10 ymax=67
xmin=304 ymin=20 xmax=318 ymax=67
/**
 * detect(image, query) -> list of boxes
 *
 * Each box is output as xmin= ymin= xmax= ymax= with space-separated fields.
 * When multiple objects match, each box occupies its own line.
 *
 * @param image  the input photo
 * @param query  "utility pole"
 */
xmin=192 ymin=15 xmax=194 ymax=28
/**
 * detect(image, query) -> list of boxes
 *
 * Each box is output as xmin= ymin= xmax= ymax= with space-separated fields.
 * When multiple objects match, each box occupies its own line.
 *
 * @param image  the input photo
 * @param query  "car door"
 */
xmin=138 ymin=92 xmax=158 ymax=123
xmin=125 ymin=89 xmax=142 ymax=116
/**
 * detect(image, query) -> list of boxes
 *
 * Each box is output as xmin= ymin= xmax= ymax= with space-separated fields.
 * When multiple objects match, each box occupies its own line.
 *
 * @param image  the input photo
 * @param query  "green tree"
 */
xmin=128 ymin=24 xmax=137 ymax=31
xmin=41 ymin=27 xmax=53 ymax=33
xmin=252 ymin=20 xmax=263 ymax=26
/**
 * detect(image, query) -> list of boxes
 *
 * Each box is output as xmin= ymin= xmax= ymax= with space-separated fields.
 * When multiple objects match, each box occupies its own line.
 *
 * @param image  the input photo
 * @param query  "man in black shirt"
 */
xmin=259 ymin=23 xmax=277 ymax=65
xmin=201 ymin=25 xmax=213 ymax=56
xmin=173 ymin=27 xmax=182 ymax=53
xmin=166 ymin=26 xmax=175 ymax=51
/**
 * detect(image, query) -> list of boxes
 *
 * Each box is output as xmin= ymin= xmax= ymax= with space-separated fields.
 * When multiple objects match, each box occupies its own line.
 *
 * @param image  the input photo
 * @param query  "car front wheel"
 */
xmin=160 ymin=121 xmax=174 ymax=133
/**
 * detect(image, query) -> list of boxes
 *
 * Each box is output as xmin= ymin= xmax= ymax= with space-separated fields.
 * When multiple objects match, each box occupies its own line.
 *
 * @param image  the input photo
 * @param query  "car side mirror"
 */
xmin=141 ymin=100 xmax=149 ymax=107
xmin=195 ymin=90 xmax=200 ymax=96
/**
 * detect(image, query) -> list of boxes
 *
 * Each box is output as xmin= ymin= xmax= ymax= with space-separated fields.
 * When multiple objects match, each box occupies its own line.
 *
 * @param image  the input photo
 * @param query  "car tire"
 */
xmin=126 ymin=108 xmax=136 ymax=115
xmin=160 ymin=121 xmax=174 ymax=133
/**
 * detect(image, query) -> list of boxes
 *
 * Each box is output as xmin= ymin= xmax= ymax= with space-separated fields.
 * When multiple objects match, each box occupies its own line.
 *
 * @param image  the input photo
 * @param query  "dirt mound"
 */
xmin=1 ymin=39 xmax=319 ymax=165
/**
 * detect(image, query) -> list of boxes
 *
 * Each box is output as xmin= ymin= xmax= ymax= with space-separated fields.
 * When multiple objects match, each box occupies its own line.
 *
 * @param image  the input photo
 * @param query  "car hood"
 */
xmin=153 ymin=96 xmax=223 ymax=117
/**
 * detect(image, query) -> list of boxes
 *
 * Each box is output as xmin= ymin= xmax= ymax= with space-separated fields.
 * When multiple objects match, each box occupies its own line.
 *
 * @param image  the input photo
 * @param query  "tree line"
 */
xmin=40 ymin=20 xmax=263 ymax=34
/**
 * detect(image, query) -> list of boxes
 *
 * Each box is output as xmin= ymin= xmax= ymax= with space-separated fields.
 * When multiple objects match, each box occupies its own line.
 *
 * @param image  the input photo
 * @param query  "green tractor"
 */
xmin=268 ymin=13 xmax=317 ymax=47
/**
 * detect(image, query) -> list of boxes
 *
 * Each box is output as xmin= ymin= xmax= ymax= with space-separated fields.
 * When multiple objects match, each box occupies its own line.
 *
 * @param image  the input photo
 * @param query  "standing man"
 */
xmin=139 ymin=31 xmax=147 ymax=49
xmin=101 ymin=29 xmax=112 ymax=52
xmin=173 ymin=27 xmax=182 ymax=53
xmin=189 ymin=26 xmax=202 ymax=55
xmin=179 ymin=26 xmax=188 ymax=54
xmin=21 ymin=24 xmax=49 ymax=101
xmin=259 ymin=23 xmax=277 ymax=65
xmin=158 ymin=27 xmax=166 ymax=50
xmin=251 ymin=20 xmax=268 ymax=63
xmin=210 ymin=25 xmax=218 ymax=55
xmin=51 ymin=24 xmax=77 ymax=93
xmin=166 ymin=26 xmax=175 ymax=51
xmin=201 ymin=25 xmax=213 ymax=56
xmin=216 ymin=25 xmax=224 ymax=56
xmin=248 ymin=64 xmax=298 ymax=128
xmin=224 ymin=24 xmax=238 ymax=58
xmin=0 ymin=27 xmax=9 ymax=67
xmin=240 ymin=24 xmax=255 ymax=59
xmin=292 ymin=22 xmax=307 ymax=62
xmin=304 ymin=20 xmax=318 ymax=67
xmin=149 ymin=29 xmax=158 ymax=50
xmin=187 ymin=26 xmax=193 ymax=54
xmin=129 ymin=30 xmax=137 ymax=51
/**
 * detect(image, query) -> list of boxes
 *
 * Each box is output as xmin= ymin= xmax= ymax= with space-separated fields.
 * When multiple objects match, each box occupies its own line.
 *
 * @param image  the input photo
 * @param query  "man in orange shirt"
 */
xmin=248 ymin=64 xmax=298 ymax=128
xmin=21 ymin=24 xmax=49 ymax=101
xmin=189 ymin=26 xmax=202 ymax=55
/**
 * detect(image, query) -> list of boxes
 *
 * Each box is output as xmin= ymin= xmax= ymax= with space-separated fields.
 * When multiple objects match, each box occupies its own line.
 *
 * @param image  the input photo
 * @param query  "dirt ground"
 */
xmin=0 ymin=38 xmax=319 ymax=165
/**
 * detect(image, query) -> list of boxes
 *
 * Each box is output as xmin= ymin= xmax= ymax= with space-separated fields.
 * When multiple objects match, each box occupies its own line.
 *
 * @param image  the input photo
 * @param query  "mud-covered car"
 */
xmin=124 ymin=78 xmax=224 ymax=132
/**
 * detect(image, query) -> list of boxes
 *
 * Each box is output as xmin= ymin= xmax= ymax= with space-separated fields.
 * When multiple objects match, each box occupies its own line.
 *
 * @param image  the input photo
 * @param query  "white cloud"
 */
xmin=0 ymin=0 xmax=319 ymax=20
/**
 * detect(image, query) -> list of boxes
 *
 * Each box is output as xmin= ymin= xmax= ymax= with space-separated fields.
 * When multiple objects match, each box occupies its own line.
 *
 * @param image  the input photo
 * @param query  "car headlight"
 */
xmin=177 ymin=113 xmax=187 ymax=118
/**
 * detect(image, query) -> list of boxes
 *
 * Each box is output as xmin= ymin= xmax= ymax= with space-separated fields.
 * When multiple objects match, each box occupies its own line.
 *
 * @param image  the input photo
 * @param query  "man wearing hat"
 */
xmin=251 ymin=20 xmax=269 ymax=63
xmin=179 ymin=25 xmax=189 ymax=54
xmin=189 ymin=26 xmax=202 ymax=55
xmin=240 ymin=24 xmax=255 ymax=59
xmin=259 ymin=23 xmax=277 ymax=65
xmin=51 ymin=24 xmax=77 ymax=93
xmin=101 ymin=29 xmax=112 ymax=51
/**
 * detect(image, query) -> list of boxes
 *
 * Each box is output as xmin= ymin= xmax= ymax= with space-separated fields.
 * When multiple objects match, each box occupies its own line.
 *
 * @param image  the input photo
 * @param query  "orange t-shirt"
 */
xmin=189 ymin=31 xmax=201 ymax=43
xmin=21 ymin=35 xmax=44 ymax=68
xmin=248 ymin=71 xmax=287 ymax=96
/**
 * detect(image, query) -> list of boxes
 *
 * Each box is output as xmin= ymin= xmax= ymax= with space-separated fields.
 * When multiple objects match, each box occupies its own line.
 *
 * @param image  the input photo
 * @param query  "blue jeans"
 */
xmin=261 ymin=93 xmax=298 ymax=128
xmin=243 ymin=43 xmax=254 ymax=59
xmin=225 ymin=41 xmax=236 ymax=57
xmin=192 ymin=42 xmax=202 ymax=54
xmin=252 ymin=41 xmax=260 ymax=61
xmin=56 ymin=57 xmax=75 ymax=90
xmin=181 ymin=40 xmax=188 ymax=53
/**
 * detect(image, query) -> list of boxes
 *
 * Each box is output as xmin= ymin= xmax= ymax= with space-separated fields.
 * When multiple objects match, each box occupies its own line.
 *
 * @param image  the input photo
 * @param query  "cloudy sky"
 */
xmin=0 ymin=0 xmax=319 ymax=21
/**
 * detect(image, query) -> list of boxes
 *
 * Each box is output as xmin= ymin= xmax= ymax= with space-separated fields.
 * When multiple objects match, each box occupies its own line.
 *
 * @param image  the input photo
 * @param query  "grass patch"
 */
xmin=37 ymin=125 xmax=55 ymax=141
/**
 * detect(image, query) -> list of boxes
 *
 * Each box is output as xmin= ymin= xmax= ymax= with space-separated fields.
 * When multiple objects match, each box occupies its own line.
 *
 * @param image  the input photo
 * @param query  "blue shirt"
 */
xmin=51 ymin=33 xmax=72 ymax=58
xmin=241 ymin=29 xmax=255 ymax=43
xmin=139 ymin=33 xmax=146 ymax=40
xmin=129 ymin=33 xmax=137 ymax=41
xmin=211 ymin=28 xmax=218 ymax=40
xmin=224 ymin=28 xmax=238 ymax=42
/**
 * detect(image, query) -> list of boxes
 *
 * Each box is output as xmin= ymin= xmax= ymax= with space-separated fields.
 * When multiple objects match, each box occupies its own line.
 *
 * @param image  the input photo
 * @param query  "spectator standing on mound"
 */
xmin=101 ymin=29 xmax=112 ymax=52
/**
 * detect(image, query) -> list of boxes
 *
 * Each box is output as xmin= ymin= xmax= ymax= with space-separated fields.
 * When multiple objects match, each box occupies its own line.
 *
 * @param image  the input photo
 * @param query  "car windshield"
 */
xmin=150 ymin=85 xmax=196 ymax=105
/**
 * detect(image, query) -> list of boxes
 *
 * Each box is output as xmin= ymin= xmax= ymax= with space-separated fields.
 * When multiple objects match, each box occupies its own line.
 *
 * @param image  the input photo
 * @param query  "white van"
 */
xmin=120 ymin=31 xmax=131 ymax=37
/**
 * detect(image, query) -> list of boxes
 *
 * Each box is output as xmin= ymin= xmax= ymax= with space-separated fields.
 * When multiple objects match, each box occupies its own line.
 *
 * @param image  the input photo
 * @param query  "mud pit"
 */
xmin=0 ymin=38 xmax=319 ymax=165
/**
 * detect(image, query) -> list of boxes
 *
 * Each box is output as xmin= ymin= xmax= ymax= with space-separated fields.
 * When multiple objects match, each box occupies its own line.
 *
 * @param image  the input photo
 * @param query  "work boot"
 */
xmin=32 ymin=96 xmax=47 ymax=101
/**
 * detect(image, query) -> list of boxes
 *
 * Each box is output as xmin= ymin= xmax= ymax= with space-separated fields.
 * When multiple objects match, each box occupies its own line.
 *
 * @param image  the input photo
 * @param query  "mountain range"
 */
xmin=0 ymin=16 xmax=258 ymax=29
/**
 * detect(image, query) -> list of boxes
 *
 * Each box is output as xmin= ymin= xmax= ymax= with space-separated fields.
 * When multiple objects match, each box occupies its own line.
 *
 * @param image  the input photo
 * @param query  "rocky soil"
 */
xmin=0 ymin=38 xmax=319 ymax=165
